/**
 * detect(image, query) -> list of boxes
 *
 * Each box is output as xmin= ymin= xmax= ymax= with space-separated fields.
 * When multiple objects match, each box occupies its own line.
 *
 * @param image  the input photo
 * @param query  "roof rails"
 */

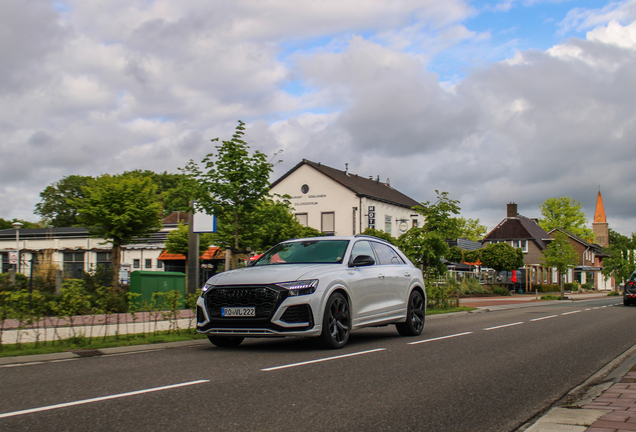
xmin=354 ymin=234 xmax=392 ymax=244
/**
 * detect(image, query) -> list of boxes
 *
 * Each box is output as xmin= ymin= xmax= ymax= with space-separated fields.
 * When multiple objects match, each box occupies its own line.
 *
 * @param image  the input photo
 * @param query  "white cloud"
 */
xmin=2 ymin=0 xmax=636 ymax=237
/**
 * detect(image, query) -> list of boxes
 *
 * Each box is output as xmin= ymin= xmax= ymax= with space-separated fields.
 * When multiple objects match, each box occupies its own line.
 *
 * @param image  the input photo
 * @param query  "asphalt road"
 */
xmin=1 ymin=297 xmax=634 ymax=432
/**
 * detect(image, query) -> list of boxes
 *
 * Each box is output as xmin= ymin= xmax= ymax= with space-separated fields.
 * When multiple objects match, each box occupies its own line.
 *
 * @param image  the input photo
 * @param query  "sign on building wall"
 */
xmin=368 ymin=206 xmax=375 ymax=229
xmin=8 ymin=250 xmax=18 ymax=265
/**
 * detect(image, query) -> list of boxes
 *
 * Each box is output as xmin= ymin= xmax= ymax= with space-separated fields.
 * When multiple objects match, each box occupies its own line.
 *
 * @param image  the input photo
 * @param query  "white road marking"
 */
xmin=585 ymin=308 xmax=592 ymax=311
xmin=408 ymin=332 xmax=473 ymax=345
xmin=484 ymin=322 xmax=523 ymax=331
xmin=530 ymin=315 xmax=558 ymax=322
xmin=261 ymin=348 xmax=386 ymax=371
xmin=562 ymin=310 xmax=582 ymax=315
xmin=0 ymin=380 xmax=210 ymax=419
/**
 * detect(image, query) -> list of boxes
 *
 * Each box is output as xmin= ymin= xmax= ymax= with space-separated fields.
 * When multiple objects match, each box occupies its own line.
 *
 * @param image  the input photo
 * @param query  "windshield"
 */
xmin=253 ymin=240 xmax=350 ymax=265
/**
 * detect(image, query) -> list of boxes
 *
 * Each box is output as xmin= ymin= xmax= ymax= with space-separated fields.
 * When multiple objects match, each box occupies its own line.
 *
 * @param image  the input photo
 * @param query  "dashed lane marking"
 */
xmin=562 ymin=310 xmax=582 ymax=315
xmin=408 ymin=332 xmax=473 ymax=345
xmin=0 ymin=380 xmax=210 ymax=419
xmin=484 ymin=322 xmax=523 ymax=331
xmin=530 ymin=315 xmax=559 ymax=322
xmin=261 ymin=348 xmax=386 ymax=371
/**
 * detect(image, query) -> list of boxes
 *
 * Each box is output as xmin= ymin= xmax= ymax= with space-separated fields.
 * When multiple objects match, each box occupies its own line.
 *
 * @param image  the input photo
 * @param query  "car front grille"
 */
xmin=204 ymin=285 xmax=282 ymax=319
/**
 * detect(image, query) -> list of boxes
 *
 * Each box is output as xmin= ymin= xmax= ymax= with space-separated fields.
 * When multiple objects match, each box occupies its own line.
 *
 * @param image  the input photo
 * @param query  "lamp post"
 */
xmin=12 ymin=221 xmax=23 ymax=274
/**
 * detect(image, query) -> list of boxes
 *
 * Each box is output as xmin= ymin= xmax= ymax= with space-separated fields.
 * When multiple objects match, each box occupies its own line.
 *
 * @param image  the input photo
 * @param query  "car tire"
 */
xmin=396 ymin=289 xmax=425 ymax=336
xmin=319 ymin=292 xmax=351 ymax=349
xmin=624 ymin=298 xmax=631 ymax=306
xmin=208 ymin=336 xmax=244 ymax=348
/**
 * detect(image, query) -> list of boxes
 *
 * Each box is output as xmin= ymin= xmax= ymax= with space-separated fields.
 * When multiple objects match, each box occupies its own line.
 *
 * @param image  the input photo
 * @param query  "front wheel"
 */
xmin=208 ymin=336 xmax=244 ymax=348
xmin=396 ymin=290 xmax=425 ymax=336
xmin=319 ymin=293 xmax=351 ymax=349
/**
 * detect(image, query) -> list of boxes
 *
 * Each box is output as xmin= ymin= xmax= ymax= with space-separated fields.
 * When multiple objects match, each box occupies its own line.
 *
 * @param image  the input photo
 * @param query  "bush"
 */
xmin=608 ymin=291 xmax=620 ymax=296
xmin=531 ymin=284 xmax=560 ymax=293
xmin=491 ymin=286 xmax=510 ymax=296
xmin=0 ymin=273 xmax=28 ymax=291
xmin=564 ymin=282 xmax=579 ymax=291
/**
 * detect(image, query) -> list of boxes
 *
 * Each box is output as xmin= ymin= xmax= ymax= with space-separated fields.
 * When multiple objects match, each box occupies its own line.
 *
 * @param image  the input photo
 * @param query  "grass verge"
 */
xmin=427 ymin=306 xmax=476 ymax=315
xmin=0 ymin=331 xmax=208 ymax=358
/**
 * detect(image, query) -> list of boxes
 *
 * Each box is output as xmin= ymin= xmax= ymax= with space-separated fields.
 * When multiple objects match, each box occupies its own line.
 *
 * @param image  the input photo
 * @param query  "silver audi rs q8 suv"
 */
xmin=196 ymin=235 xmax=426 ymax=349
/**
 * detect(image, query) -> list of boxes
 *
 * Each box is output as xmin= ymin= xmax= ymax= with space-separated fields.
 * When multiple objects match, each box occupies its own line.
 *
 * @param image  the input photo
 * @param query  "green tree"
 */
xmin=542 ymin=232 xmax=578 ymax=296
xmin=184 ymin=121 xmax=273 ymax=267
xmin=602 ymin=229 xmax=636 ymax=289
xmin=457 ymin=217 xmax=487 ymax=241
xmin=122 ymin=170 xmax=199 ymax=216
xmin=164 ymin=223 xmax=214 ymax=270
xmin=539 ymin=197 xmax=594 ymax=241
xmin=0 ymin=218 xmax=45 ymax=230
xmin=34 ymin=175 xmax=93 ymax=227
xmin=251 ymin=197 xmax=323 ymax=251
xmin=396 ymin=191 xmax=461 ymax=280
xmin=361 ymin=228 xmax=395 ymax=245
xmin=73 ymin=174 xmax=163 ymax=289
xmin=480 ymin=242 xmax=525 ymax=274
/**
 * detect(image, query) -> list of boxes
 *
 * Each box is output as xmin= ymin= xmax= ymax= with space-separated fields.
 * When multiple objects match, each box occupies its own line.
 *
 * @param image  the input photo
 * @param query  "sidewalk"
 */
xmin=520 ymin=344 xmax=636 ymax=432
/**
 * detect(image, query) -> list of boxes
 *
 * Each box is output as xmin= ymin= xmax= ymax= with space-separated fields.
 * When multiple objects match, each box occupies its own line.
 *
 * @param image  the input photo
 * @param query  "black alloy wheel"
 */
xmin=396 ymin=290 xmax=425 ymax=336
xmin=208 ymin=335 xmax=244 ymax=348
xmin=320 ymin=293 xmax=351 ymax=349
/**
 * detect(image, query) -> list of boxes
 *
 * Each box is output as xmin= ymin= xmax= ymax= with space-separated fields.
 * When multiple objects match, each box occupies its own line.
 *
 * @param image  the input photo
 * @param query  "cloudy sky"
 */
xmin=2 ymin=0 xmax=636 ymax=235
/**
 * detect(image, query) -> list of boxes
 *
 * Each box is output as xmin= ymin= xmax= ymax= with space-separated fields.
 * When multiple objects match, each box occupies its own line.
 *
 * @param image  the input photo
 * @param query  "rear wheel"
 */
xmin=208 ymin=336 xmax=244 ymax=347
xmin=320 ymin=293 xmax=351 ymax=349
xmin=624 ymin=297 xmax=632 ymax=306
xmin=396 ymin=290 xmax=425 ymax=336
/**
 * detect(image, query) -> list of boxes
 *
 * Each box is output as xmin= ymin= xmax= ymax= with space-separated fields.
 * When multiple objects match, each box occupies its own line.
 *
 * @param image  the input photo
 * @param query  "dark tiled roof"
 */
xmin=271 ymin=159 xmax=421 ymax=209
xmin=549 ymin=228 xmax=609 ymax=257
xmin=484 ymin=215 xmax=552 ymax=250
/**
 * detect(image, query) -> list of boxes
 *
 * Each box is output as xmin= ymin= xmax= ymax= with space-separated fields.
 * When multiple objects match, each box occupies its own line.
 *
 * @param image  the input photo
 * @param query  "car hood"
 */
xmin=206 ymin=264 xmax=341 ymax=286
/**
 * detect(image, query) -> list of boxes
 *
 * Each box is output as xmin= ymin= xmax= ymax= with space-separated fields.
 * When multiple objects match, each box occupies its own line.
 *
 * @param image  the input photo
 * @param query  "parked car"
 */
xmin=623 ymin=271 xmax=636 ymax=306
xmin=196 ymin=235 xmax=426 ymax=349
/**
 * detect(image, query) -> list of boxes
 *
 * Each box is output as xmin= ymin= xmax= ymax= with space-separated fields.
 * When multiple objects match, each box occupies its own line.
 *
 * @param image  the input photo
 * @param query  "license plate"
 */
xmin=222 ymin=307 xmax=255 ymax=317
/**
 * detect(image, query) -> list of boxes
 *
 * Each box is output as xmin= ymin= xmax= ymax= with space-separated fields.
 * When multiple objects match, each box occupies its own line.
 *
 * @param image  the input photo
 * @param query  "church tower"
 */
xmin=593 ymin=189 xmax=609 ymax=247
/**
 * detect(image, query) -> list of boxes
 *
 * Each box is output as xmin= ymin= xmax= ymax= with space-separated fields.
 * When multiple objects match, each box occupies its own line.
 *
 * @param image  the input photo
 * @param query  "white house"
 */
xmin=0 ymin=213 xmax=187 ymax=279
xmin=270 ymin=159 xmax=421 ymax=237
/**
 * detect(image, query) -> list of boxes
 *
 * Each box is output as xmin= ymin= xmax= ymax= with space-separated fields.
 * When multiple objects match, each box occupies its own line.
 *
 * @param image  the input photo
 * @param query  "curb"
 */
xmin=0 ymin=339 xmax=210 ymax=366
xmin=517 ymin=342 xmax=636 ymax=431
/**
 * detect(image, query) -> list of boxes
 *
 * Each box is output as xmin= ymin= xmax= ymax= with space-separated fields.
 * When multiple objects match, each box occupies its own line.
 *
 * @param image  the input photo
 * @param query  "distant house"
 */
xmin=482 ymin=203 xmax=555 ymax=289
xmin=548 ymin=228 xmax=611 ymax=291
xmin=270 ymin=159 xmax=421 ymax=236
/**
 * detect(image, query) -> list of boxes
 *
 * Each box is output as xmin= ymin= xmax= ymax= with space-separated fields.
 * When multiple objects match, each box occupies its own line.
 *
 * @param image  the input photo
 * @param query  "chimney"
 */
xmin=507 ymin=203 xmax=518 ymax=218
xmin=386 ymin=178 xmax=390 ymax=187
xmin=345 ymin=163 xmax=349 ymax=175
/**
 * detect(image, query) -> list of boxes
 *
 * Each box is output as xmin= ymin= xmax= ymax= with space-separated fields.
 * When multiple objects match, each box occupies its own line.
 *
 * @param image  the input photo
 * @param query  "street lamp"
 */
xmin=12 ymin=221 xmax=23 ymax=274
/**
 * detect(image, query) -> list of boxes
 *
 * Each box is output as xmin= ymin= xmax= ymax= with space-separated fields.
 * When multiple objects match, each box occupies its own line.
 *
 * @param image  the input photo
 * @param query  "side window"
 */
xmin=350 ymin=241 xmax=375 ymax=264
xmin=371 ymin=242 xmax=405 ymax=265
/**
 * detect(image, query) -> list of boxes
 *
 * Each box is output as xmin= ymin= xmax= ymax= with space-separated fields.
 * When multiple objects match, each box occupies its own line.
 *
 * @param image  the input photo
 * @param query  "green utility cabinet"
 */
xmin=129 ymin=271 xmax=186 ymax=309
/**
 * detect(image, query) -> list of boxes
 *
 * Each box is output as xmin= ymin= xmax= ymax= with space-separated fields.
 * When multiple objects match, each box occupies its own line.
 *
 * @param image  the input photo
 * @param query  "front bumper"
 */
xmin=196 ymin=284 xmax=320 ymax=337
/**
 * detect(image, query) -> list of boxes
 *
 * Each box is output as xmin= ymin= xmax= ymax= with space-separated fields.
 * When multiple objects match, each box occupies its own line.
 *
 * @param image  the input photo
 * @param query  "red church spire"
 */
xmin=594 ymin=189 xmax=606 ymax=223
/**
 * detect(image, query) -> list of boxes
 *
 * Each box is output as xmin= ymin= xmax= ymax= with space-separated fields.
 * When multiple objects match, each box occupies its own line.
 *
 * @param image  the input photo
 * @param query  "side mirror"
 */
xmin=350 ymin=255 xmax=375 ymax=267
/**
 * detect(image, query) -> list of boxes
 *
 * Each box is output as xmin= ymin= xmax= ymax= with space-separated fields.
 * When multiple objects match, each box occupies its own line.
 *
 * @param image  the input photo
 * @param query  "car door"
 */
xmin=345 ymin=240 xmax=387 ymax=325
xmin=370 ymin=241 xmax=412 ymax=316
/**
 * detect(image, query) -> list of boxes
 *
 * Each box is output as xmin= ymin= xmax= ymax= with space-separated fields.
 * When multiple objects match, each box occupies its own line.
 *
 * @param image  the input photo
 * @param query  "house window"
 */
xmin=385 ymin=216 xmax=392 ymax=235
xmin=63 ymin=252 xmax=85 ymax=278
xmin=512 ymin=240 xmax=528 ymax=252
xmin=133 ymin=259 xmax=140 ymax=269
xmin=412 ymin=219 xmax=418 ymax=228
xmin=157 ymin=259 xmax=163 ymax=269
xmin=296 ymin=213 xmax=308 ymax=227
xmin=96 ymin=252 xmax=112 ymax=271
xmin=321 ymin=212 xmax=335 ymax=236
xmin=145 ymin=259 xmax=152 ymax=269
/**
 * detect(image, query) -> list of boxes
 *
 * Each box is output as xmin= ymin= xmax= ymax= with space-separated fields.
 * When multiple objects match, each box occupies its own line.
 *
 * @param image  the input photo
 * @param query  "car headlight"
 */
xmin=277 ymin=280 xmax=318 ymax=296
xmin=201 ymin=283 xmax=215 ymax=295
